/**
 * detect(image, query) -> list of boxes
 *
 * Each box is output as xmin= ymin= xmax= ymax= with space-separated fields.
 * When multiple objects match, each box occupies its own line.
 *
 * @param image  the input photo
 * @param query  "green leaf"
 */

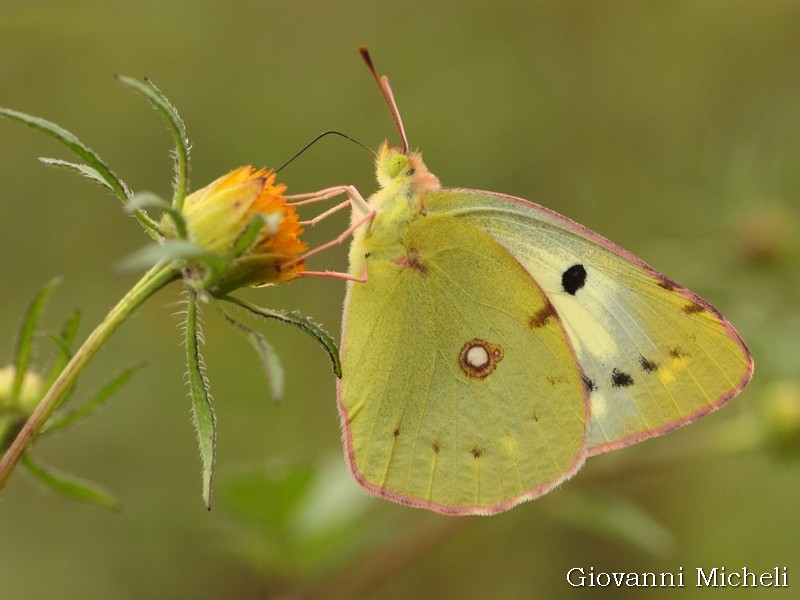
xmin=0 ymin=106 xmax=162 ymax=240
xmin=0 ymin=107 xmax=131 ymax=203
xmin=22 ymin=454 xmax=120 ymax=510
xmin=115 ymin=76 xmax=190 ymax=210
xmin=38 ymin=158 xmax=115 ymax=192
xmin=12 ymin=279 xmax=61 ymax=404
xmin=43 ymin=309 xmax=82 ymax=391
xmin=217 ymin=460 xmax=371 ymax=574
xmin=184 ymin=289 xmax=216 ymax=509
xmin=213 ymin=301 xmax=284 ymax=402
xmin=552 ymin=491 xmax=674 ymax=557
xmin=58 ymin=308 xmax=82 ymax=348
xmin=42 ymin=362 xmax=145 ymax=434
xmin=219 ymin=295 xmax=341 ymax=378
xmin=222 ymin=463 xmax=317 ymax=533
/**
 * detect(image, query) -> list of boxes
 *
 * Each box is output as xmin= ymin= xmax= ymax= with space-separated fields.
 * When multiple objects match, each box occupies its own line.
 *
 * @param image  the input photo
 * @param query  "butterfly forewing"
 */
xmin=427 ymin=189 xmax=753 ymax=454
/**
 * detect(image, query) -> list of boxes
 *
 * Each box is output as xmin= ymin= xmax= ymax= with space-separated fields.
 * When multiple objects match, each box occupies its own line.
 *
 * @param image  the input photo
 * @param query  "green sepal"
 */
xmin=22 ymin=454 xmax=121 ymax=510
xmin=212 ymin=301 xmax=284 ymax=403
xmin=218 ymin=295 xmax=341 ymax=378
xmin=184 ymin=289 xmax=216 ymax=509
xmin=116 ymin=240 xmax=227 ymax=279
xmin=229 ymin=213 xmax=266 ymax=257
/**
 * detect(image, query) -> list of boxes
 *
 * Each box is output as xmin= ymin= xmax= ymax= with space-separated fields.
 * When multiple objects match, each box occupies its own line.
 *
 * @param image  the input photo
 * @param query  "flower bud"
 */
xmin=162 ymin=167 xmax=307 ymax=291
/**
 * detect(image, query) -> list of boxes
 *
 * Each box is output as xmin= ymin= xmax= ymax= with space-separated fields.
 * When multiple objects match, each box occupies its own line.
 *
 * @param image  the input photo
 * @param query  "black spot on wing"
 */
xmin=582 ymin=374 xmax=597 ymax=392
xmin=393 ymin=427 xmax=401 ymax=437
xmin=546 ymin=374 xmax=569 ymax=386
xmin=611 ymin=368 xmax=634 ymax=388
xmin=639 ymin=356 xmax=659 ymax=373
xmin=470 ymin=447 xmax=483 ymax=459
xmin=431 ymin=441 xmax=441 ymax=454
xmin=682 ymin=302 xmax=705 ymax=315
xmin=656 ymin=275 xmax=678 ymax=291
xmin=562 ymin=264 xmax=587 ymax=295
xmin=669 ymin=347 xmax=688 ymax=359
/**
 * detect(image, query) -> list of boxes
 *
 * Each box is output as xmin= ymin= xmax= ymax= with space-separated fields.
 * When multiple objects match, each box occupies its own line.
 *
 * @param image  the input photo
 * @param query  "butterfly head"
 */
xmin=375 ymin=142 xmax=440 ymax=194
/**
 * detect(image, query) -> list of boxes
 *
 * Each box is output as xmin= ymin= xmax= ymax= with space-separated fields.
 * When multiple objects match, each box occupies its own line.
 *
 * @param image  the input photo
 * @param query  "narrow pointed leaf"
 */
xmin=115 ymin=76 xmax=190 ymax=209
xmin=58 ymin=309 xmax=82 ymax=348
xmin=0 ymin=106 xmax=163 ymax=239
xmin=213 ymin=302 xmax=284 ymax=402
xmin=22 ymin=454 xmax=120 ymax=510
xmin=38 ymin=158 xmax=114 ymax=192
xmin=219 ymin=295 xmax=341 ymax=377
xmin=185 ymin=290 xmax=216 ymax=508
xmin=42 ymin=362 xmax=145 ymax=434
xmin=0 ymin=107 xmax=130 ymax=203
xmin=12 ymin=279 xmax=61 ymax=404
xmin=43 ymin=309 xmax=81 ymax=388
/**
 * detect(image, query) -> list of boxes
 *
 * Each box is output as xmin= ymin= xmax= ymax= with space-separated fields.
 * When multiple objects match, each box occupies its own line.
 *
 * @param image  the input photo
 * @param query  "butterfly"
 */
xmin=333 ymin=47 xmax=753 ymax=516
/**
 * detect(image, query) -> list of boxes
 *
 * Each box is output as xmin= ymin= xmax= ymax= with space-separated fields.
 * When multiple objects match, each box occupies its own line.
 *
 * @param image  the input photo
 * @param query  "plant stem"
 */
xmin=0 ymin=261 xmax=178 ymax=490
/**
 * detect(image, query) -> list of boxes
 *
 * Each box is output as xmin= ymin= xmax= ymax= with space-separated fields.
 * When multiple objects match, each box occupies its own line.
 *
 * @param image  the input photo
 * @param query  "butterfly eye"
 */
xmin=387 ymin=154 xmax=409 ymax=179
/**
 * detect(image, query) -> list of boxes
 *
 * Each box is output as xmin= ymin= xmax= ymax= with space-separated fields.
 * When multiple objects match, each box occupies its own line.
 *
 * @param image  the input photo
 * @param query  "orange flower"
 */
xmin=163 ymin=166 xmax=307 ymax=291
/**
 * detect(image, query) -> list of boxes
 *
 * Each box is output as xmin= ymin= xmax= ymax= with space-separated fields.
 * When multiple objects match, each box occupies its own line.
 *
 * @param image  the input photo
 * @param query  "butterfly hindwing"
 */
xmin=339 ymin=213 xmax=588 ymax=515
xmin=424 ymin=189 xmax=753 ymax=454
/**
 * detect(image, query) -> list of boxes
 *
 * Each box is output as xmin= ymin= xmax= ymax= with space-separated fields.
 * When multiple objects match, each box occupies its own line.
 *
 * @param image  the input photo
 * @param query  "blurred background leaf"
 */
xmin=1 ymin=1 xmax=798 ymax=599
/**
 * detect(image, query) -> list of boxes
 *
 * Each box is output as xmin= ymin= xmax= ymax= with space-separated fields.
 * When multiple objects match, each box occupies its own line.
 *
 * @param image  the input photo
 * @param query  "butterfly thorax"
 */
xmin=349 ymin=144 xmax=441 ymax=274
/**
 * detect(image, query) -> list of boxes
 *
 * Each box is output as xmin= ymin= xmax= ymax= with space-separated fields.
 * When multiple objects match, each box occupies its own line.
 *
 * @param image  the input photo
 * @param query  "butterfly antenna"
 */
xmin=275 ymin=130 xmax=376 ymax=173
xmin=359 ymin=45 xmax=409 ymax=154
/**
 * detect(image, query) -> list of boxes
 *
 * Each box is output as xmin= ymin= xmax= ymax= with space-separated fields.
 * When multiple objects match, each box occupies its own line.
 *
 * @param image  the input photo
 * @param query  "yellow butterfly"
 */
xmin=328 ymin=48 xmax=753 ymax=515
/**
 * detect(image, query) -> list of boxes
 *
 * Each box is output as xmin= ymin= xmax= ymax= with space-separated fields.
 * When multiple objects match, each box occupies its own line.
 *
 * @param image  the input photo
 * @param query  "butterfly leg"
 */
xmin=281 ymin=186 xmax=375 ymax=282
xmin=283 ymin=210 xmax=375 ymax=281
xmin=286 ymin=185 xmax=372 ymax=219
xmin=298 ymin=200 xmax=351 ymax=227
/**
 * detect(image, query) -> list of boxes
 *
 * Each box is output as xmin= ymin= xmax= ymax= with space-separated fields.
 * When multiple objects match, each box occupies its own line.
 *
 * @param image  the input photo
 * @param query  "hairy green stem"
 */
xmin=0 ymin=261 xmax=178 ymax=490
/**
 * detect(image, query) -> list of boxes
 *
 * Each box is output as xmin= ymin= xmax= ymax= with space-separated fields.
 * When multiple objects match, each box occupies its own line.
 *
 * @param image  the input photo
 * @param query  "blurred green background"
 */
xmin=1 ymin=1 xmax=799 ymax=598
